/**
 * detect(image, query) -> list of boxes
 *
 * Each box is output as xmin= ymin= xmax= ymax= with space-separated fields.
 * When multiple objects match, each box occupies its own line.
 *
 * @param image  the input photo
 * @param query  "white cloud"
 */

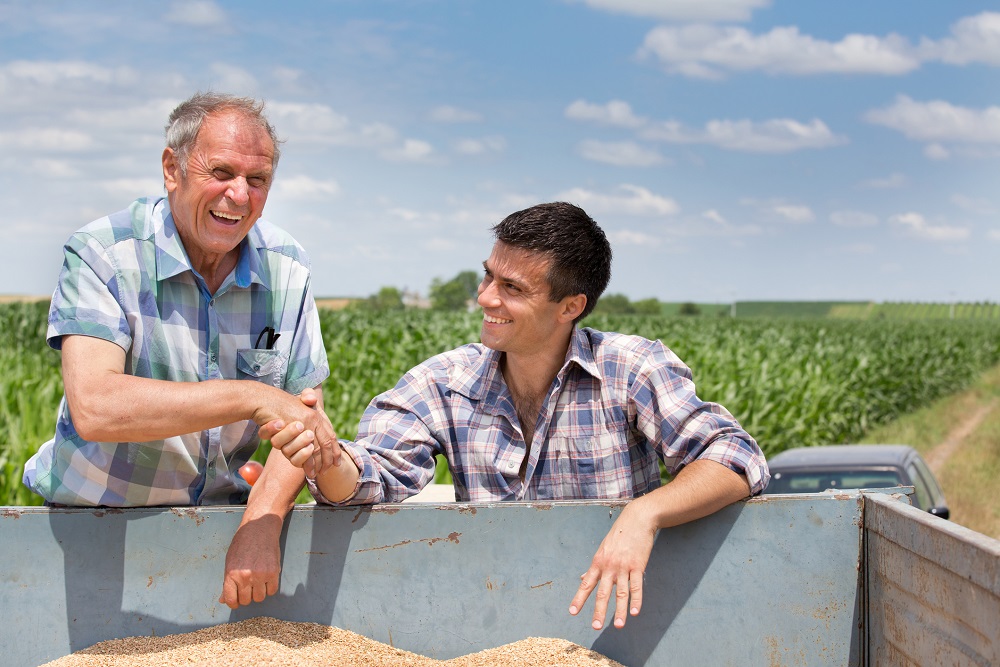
xmin=861 ymin=172 xmax=906 ymax=189
xmin=741 ymin=198 xmax=815 ymax=224
xmin=570 ymin=0 xmax=770 ymax=22
xmin=100 ymin=178 xmax=164 ymax=199
xmin=643 ymin=117 xmax=845 ymax=153
xmin=556 ymin=184 xmax=680 ymax=217
xmin=889 ymin=212 xmax=970 ymax=242
xmin=164 ymin=0 xmax=227 ymax=27
xmin=269 ymin=102 xmax=398 ymax=149
xmin=609 ymin=229 xmax=661 ymax=246
xmin=380 ymin=138 xmax=435 ymax=163
xmin=951 ymin=194 xmax=996 ymax=215
xmin=565 ymin=99 xmax=647 ymax=129
xmin=865 ymin=96 xmax=1000 ymax=145
xmin=273 ymin=175 xmax=341 ymax=200
xmin=924 ymin=143 xmax=950 ymax=160
xmin=27 ymin=158 xmax=81 ymax=178
xmin=987 ymin=229 xmax=1000 ymax=241
xmin=0 ymin=60 xmax=136 ymax=88
xmin=685 ymin=209 xmax=762 ymax=236
xmin=922 ymin=12 xmax=1000 ymax=66
xmin=577 ymin=140 xmax=665 ymax=166
xmin=388 ymin=208 xmax=423 ymax=222
xmin=0 ymin=128 xmax=93 ymax=151
xmin=454 ymin=136 xmax=506 ymax=156
xmin=830 ymin=210 xmax=879 ymax=227
xmin=209 ymin=63 xmax=258 ymax=94
xmin=639 ymin=24 xmax=919 ymax=79
xmin=69 ymin=99 xmax=178 ymax=135
xmin=429 ymin=106 xmax=483 ymax=123
xmin=773 ymin=204 xmax=815 ymax=223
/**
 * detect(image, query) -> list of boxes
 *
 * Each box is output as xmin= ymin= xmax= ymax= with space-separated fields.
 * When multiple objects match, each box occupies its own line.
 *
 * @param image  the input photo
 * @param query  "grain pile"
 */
xmin=40 ymin=617 xmax=626 ymax=667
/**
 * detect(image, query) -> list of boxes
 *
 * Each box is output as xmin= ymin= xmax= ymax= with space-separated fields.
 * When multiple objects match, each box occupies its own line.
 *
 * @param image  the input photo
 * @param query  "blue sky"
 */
xmin=1 ymin=0 xmax=998 ymax=304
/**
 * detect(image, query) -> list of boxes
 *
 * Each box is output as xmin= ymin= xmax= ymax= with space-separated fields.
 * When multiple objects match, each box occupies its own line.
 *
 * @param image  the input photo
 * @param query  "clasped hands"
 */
xmin=259 ymin=387 xmax=340 ymax=477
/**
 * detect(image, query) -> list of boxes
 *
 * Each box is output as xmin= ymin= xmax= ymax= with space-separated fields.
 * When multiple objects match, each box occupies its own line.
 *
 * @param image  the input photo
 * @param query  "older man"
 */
xmin=23 ymin=93 xmax=341 ymax=517
xmin=227 ymin=202 xmax=769 ymax=629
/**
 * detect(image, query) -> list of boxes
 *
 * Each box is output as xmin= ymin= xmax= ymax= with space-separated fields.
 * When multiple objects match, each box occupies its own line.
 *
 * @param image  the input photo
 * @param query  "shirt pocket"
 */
xmin=545 ymin=428 xmax=632 ymax=499
xmin=236 ymin=348 xmax=289 ymax=388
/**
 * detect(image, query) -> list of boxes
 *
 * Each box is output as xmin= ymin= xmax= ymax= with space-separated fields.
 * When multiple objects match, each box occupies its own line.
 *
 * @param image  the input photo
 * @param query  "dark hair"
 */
xmin=165 ymin=92 xmax=282 ymax=176
xmin=491 ymin=202 xmax=611 ymax=321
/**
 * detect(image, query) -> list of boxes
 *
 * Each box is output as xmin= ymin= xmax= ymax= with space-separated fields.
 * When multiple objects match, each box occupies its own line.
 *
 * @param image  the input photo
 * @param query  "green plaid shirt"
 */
xmin=23 ymin=197 xmax=329 ymax=506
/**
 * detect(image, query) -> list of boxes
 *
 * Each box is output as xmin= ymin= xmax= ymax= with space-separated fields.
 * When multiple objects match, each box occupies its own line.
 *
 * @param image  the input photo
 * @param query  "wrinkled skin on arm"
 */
xmin=61 ymin=335 xmax=344 ymax=472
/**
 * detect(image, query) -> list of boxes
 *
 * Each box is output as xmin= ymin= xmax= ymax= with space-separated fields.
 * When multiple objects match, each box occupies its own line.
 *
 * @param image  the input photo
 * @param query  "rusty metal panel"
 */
xmin=1 ymin=494 xmax=864 ymax=667
xmin=864 ymin=493 xmax=1000 ymax=666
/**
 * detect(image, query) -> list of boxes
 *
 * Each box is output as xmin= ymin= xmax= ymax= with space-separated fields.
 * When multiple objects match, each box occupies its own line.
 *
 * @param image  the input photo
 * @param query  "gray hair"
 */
xmin=165 ymin=92 xmax=282 ymax=176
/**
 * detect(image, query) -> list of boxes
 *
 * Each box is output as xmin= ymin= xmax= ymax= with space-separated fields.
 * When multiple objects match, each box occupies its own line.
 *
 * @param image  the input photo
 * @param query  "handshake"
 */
xmin=262 ymin=387 xmax=347 ymax=479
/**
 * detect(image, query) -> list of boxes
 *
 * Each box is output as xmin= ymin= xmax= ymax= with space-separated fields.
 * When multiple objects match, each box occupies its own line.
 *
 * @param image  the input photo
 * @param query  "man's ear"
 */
xmin=558 ymin=294 xmax=587 ymax=323
xmin=162 ymin=147 xmax=180 ymax=193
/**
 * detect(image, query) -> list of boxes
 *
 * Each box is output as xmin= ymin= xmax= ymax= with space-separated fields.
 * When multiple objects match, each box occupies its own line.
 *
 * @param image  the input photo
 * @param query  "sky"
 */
xmin=1 ymin=0 xmax=998 ymax=304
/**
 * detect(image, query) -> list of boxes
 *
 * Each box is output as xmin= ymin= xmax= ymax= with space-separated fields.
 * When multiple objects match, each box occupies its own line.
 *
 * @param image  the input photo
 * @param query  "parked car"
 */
xmin=763 ymin=444 xmax=949 ymax=519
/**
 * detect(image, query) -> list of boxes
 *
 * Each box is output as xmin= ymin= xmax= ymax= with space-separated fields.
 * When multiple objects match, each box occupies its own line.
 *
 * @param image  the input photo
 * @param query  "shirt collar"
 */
xmin=448 ymin=327 xmax=603 ymax=404
xmin=564 ymin=326 xmax=602 ymax=381
xmin=152 ymin=197 xmax=270 ymax=291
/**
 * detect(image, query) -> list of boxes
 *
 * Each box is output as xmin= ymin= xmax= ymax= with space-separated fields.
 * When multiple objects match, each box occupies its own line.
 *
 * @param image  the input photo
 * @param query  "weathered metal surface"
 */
xmin=864 ymin=493 xmax=1000 ymax=667
xmin=1 ymin=494 xmax=866 ymax=667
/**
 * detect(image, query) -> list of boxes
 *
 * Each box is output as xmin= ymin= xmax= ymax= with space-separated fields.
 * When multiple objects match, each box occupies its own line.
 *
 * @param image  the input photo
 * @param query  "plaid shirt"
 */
xmin=23 ymin=197 xmax=329 ymax=506
xmin=313 ymin=327 xmax=768 ymax=505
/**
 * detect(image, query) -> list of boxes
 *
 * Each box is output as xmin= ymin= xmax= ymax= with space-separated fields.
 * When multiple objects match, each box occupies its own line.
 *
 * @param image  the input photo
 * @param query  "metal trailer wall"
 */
xmin=864 ymin=493 xmax=1000 ymax=666
xmin=1 ymin=494 xmax=869 ymax=667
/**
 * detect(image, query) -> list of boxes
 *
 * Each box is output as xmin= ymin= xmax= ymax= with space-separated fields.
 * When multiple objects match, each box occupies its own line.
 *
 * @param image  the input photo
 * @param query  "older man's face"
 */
xmin=162 ymin=110 xmax=274 ymax=278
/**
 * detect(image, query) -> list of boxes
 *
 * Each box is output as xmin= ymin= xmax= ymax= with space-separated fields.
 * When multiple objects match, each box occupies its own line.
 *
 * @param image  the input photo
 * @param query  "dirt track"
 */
xmin=924 ymin=398 xmax=999 ymax=473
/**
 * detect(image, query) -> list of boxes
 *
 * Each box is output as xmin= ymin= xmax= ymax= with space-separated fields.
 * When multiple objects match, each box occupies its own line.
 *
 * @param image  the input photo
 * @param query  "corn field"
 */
xmin=2 ymin=303 xmax=999 ymax=505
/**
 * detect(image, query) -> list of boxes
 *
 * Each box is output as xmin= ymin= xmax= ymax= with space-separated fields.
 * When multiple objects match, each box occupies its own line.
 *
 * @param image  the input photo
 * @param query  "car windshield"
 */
xmin=766 ymin=469 xmax=902 ymax=494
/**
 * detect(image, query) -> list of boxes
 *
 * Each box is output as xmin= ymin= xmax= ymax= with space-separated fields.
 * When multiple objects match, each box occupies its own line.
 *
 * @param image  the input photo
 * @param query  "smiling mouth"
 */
xmin=484 ymin=314 xmax=512 ymax=324
xmin=211 ymin=210 xmax=243 ymax=224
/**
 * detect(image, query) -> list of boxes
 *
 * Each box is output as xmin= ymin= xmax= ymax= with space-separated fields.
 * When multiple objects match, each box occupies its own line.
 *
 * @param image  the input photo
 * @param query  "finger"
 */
xmin=259 ymin=419 xmax=285 ymax=442
xmin=238 ymin=583 xmax=253 ymax=608
xmin=613 ymin=574 xmax=631 ymax=628
xmin=629 ymin=570 xmax=644 ymax=617
xmin=220 ymin=577 xmax=238 ymax=609
xmin=317 ymin=433 xmax=335 ymax=472
xmin=269 ymin=421 xmax=303 ymax=449
xmin=265 ymin=577 xmax=279 ymax=597
xmin=568 ymin=570 xmax=597 ymax=616
xmin=300 ymin=387 xmax=318 ymax=407
xmin=282 ymin=438 xmax=316 ymax=468
xmin=252 ymin=584 xmax=267 ymax=604
xmin=591 ymin=575 xmax=614 ymax=630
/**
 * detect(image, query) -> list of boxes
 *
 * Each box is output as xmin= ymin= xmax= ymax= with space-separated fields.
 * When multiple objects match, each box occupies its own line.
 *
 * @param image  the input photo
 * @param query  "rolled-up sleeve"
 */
xmin=306 ymin=369 xmax=443 ymax=505
xmin=630 ymin=341 xmax=770 ymax=495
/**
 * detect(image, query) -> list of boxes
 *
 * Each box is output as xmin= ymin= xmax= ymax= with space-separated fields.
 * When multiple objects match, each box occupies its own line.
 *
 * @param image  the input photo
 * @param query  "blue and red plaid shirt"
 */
xmin=312 ymin=327 xmax=768 ymax=504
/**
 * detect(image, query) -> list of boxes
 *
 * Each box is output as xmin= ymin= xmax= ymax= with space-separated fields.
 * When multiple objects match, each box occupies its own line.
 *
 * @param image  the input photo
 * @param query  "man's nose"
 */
xmin=227 ymin=178 xmax=250 ymax=205
xmin=477 ymin=281 xmax=499 ymax=308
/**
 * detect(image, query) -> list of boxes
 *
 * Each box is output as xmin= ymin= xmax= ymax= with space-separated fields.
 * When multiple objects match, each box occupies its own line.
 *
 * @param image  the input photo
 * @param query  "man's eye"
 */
xmin=213 ymin=169 xmax=232 ymax=180
xmin=248 ymin=177 xmax=267 ymax=187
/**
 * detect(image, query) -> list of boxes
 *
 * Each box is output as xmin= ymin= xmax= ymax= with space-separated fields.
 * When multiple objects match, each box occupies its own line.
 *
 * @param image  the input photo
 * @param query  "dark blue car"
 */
xmin=763 ymin=444 xmax=949 ymax=519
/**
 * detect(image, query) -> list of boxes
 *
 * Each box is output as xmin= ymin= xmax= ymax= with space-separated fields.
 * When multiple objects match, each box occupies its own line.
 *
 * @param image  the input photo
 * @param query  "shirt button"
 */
xmin=508 ymin=461 xmax=516 ymax=470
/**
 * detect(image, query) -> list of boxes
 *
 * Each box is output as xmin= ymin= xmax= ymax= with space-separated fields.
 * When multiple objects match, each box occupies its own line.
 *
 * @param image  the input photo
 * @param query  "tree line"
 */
xmin=353 ymin=270 xmax=704 ymax=316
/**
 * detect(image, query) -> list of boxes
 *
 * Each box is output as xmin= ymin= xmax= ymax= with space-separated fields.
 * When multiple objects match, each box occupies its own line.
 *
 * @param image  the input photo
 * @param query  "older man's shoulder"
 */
xmin=70 ymin=197 xmax=164 ymax=248
xmin=250 ymin=218 xmax=310 ymax=265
